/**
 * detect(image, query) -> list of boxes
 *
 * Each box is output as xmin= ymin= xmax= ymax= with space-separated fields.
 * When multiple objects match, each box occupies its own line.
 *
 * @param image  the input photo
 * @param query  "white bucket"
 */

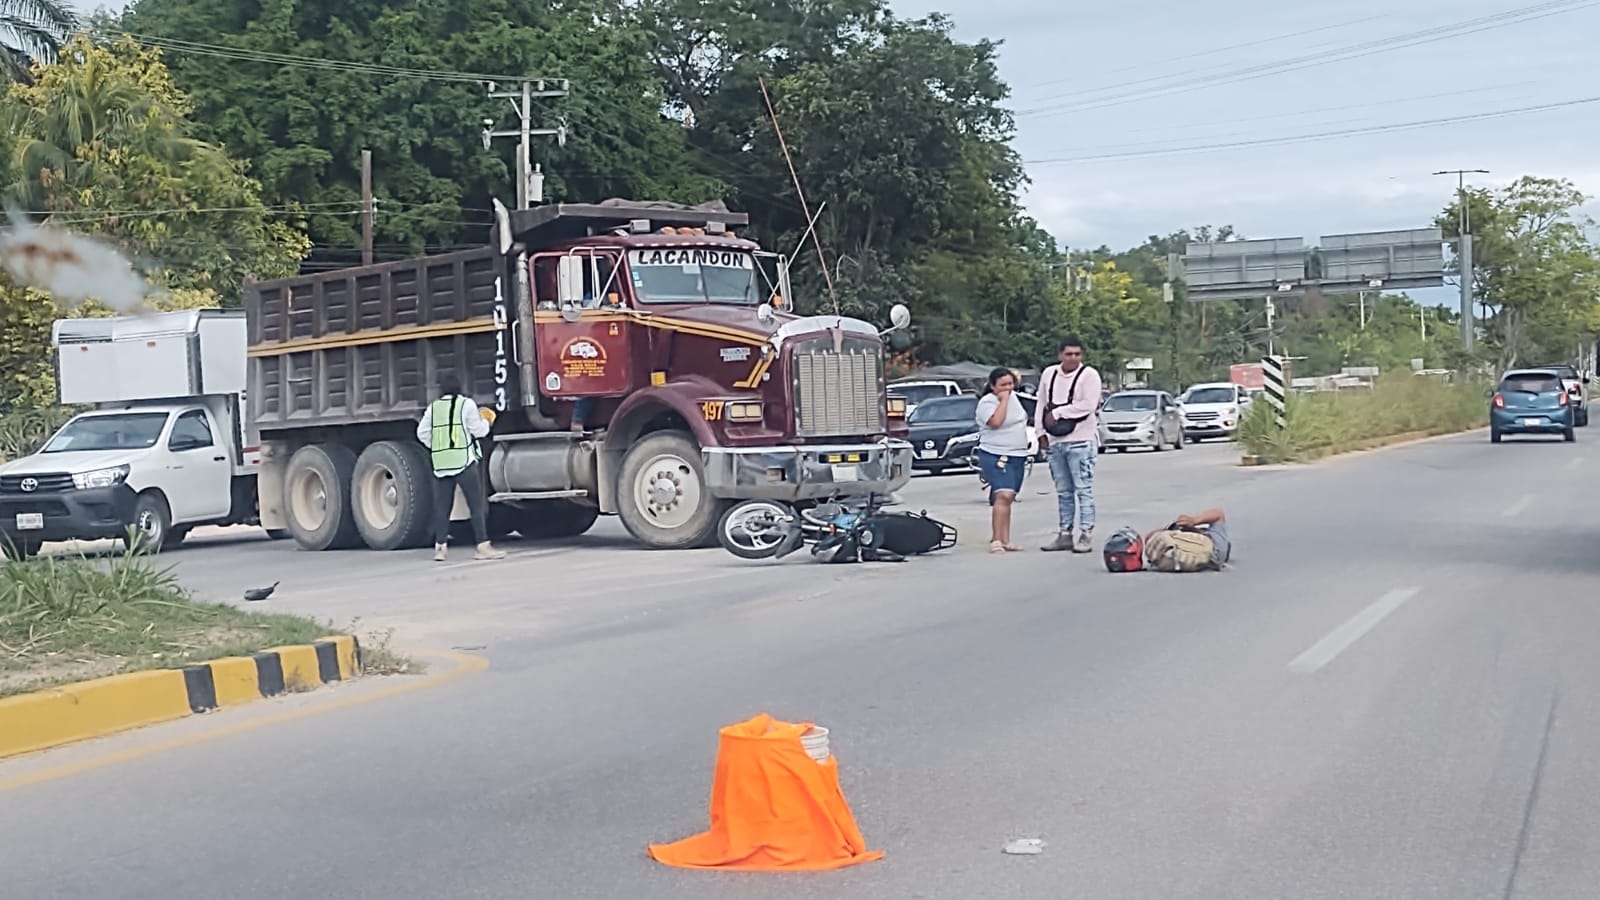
xmin=801 ymin=726 xmax=830 ymax=763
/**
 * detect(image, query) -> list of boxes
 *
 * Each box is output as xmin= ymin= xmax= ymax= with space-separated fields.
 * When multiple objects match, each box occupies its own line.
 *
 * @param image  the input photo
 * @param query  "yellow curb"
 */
xmin=0 ymin=634 xmax=361 ymax=761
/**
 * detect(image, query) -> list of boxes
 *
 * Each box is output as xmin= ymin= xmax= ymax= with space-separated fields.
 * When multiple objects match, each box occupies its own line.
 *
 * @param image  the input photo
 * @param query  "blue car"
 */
xmin=1490 ymin=369 xmax=1576 ymax=443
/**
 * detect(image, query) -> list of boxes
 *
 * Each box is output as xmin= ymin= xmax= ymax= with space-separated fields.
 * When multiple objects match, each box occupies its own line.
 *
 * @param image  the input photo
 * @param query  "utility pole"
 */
xmin=1358 ymin=290 xmax=1367 ymax=330
xmin=360 ymin=149 xmax=374 ymax=266
xmin=1434 ymin=168 xmax=1488 ymax=352
xmin=483 ymin=79 xmax=571 ymax=209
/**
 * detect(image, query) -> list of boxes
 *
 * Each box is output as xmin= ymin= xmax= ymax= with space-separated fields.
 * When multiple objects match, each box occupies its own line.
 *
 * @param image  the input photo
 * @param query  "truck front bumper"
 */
xmin=0 ymin=484 xmax=139 ymax=547
xmin=703 ymin=438 xmax=913 ymax=501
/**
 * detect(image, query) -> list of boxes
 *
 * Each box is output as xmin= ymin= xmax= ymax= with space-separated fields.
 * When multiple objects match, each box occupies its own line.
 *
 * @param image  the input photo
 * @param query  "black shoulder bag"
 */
xmin=1041 ymin=367 xmax=1089 ymax=437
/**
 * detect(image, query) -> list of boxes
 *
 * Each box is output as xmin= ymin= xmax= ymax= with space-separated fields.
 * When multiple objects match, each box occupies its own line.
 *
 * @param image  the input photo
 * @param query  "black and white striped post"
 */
xmin=1262 ymin=355 xmax=1287 ymax=429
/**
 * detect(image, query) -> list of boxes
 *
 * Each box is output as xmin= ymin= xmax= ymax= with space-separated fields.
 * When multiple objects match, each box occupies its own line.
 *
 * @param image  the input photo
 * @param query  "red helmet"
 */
xmin=1102 ymin=526 xmax=1144 ymax=572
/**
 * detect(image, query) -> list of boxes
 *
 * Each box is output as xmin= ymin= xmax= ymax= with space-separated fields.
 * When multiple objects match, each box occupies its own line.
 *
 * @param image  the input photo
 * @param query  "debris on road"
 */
xmin=1002 ymin=838 xmax=1046 ymax=855
xmin=242 ymin=581 xmax=279 ymax=602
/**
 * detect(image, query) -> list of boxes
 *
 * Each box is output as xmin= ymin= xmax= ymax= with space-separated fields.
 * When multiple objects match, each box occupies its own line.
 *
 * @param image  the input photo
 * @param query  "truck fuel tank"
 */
xmin=487 ymin=434 xmax=599 ymax=496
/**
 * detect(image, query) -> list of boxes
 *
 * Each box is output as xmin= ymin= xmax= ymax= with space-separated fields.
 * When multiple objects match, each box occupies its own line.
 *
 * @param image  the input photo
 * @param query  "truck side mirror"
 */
xmin=889 ymin=303 xmax=912 ymax=330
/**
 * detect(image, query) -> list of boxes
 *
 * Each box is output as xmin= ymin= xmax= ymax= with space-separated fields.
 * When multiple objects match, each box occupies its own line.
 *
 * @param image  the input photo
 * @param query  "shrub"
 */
xmin=0 ymin=543 xmax=330 ymax=695
xmin=1238 ymin=372 xmax=1487 ymax=463
xmin=0 ymin=407 xmax=75 ymax=461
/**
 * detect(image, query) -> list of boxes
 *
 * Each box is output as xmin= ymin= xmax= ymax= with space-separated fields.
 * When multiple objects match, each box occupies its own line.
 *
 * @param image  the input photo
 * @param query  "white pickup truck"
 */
xmin=0 ymin=310 xmax=270 ymax=559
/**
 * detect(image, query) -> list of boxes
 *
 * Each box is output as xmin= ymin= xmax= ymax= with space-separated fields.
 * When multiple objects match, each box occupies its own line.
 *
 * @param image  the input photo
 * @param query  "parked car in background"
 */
xmin=887 ymin=380 xmax=964 ymax=417
xmin=1532 ymin=363 xmax=1589 ymax=426
xmin=1178 ymin=382 xmax=1250 ymax=442
xmin=1490 ymin=369 xmax=1576 ymax=443
xmin=908 ymin=394 xmax=984 ymax=473
xmin=1097 ymin=390 xmax=1184 ymax=452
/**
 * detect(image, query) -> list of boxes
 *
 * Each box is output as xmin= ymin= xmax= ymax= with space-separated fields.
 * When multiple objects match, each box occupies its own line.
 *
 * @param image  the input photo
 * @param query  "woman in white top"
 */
xmin=974 ymin=367 xmax=1029 ymax=553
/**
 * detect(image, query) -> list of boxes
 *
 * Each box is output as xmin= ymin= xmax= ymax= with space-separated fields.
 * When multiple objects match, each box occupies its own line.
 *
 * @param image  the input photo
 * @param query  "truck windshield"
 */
xmin=42 ymin=412 xmax=170 ymax=452
xmin=627 ymin=248 xmax=756 ymax=305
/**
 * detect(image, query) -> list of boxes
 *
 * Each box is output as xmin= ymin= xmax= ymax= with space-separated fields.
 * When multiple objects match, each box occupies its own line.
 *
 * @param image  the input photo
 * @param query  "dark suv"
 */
xmin=1534 ymin=363 xmax=1590 ymax=427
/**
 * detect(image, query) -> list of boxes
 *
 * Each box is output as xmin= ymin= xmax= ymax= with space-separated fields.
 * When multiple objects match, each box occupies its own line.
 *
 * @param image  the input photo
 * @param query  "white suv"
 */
xmin=1179 ymin=382 xmax=1251 ymax=442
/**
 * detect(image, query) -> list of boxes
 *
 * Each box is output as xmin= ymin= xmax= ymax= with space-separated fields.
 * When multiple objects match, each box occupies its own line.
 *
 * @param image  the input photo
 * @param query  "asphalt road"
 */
xmin=3 ymin=433 xmax=1597 ymax=899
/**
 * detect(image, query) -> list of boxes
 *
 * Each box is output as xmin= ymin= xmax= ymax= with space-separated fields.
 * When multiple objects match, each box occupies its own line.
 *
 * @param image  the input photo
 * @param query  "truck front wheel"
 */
xmin=616 ymin=430 xmax=726 ymax=549
xmin=283 ymin=443 xmax=362 ymax=551
xmin=351 ymin=440 xmax=434 ymax=550
xmin=124 ymin=491 xmax=174 ymax=553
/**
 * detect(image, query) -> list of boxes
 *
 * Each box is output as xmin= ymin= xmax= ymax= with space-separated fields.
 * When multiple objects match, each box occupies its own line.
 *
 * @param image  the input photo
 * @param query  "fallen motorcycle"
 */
xmin=716 ymin=494 xmax=957 ymax=563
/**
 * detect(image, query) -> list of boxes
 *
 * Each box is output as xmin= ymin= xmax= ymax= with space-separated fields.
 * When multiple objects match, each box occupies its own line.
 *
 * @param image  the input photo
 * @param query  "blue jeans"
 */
xmin=1046 ymin=441 xmax=1096 ymax=532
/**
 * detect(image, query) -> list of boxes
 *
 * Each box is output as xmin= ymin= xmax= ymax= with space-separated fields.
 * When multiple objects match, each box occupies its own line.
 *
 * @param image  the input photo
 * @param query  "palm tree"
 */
xmin=1 ymin=0 xmax=76 ymax=83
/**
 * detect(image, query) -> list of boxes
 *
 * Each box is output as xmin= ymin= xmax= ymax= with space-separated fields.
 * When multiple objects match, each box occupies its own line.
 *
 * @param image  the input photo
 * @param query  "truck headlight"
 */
xmin=74 ymin=465 xmax=130 ymax=490
xmin=886 ymin=396 xmax=908 ymax=417
xmin=726 ymin=401 xmax=764 ymax=422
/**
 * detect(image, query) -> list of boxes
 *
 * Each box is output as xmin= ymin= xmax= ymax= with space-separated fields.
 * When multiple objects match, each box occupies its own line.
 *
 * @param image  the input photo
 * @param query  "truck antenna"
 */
xmin=758 ymin=76 xmax=839 ymax=316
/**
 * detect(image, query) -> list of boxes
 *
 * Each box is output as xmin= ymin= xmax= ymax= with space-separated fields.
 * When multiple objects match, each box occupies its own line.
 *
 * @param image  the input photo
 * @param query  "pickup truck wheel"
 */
xmin=123 ymin=492 xmax=173 ymax=553
xmin=616 ymin=430 xmax=725 ymax=549
xmin=284 ymin=443 xmax=362 ymax=551
xmin=513 ymin=500 xmax=600 ymax=540
xmin=351 ymin=440 xmax=434 ymax=550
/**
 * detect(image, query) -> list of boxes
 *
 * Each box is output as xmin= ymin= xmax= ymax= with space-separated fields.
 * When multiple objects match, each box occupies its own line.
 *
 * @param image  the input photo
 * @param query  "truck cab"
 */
xmin=247 ymin=199 xmax=914 ymax=552
xmin=0 ymin=311 xmax=265 ymax=559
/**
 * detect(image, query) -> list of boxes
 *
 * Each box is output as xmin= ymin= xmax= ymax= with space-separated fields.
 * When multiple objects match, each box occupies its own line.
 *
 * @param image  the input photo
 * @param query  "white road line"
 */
xmin=1502 ymin=494 xmax=1535 ymax=519
xmin=1287 ymin=587 xmax=1420 ymax=674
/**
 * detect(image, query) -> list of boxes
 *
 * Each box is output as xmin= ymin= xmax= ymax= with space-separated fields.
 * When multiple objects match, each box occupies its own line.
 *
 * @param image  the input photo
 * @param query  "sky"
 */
xmin=69 ymin=0 xmax=1600 ymax=308
xmin=891 ymin=0 xmax=1600 ymax=307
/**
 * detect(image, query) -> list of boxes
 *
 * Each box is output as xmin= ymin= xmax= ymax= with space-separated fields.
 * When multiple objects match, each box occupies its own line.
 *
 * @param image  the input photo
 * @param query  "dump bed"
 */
xmin=246 ymin=247 xmax=519 ymax=432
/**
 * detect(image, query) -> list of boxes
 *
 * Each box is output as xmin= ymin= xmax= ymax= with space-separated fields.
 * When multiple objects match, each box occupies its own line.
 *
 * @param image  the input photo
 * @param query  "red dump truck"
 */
xmin=1229 ymin=363 xmax=1265 ymax=390
xmin=245 ymin=199 xmax=914 ymax=551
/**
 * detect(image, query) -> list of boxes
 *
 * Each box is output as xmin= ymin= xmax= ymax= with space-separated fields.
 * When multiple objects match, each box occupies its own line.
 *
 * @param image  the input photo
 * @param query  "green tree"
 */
xmin=7 ymin=35 xmax=309 ymax=295
xmin=118 ymin=0 xmax=715 ymax=263
xmin=1 ymin=0 xmax=75 ymax=82
xmin=1437 ymin=176 xmax=1600 ymax=369
xmin=0 ymin=34 xmax=307 ymax=409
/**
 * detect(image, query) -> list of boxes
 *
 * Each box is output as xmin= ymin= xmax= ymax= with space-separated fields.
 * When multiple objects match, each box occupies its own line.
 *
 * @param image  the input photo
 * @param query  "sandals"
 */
xmin=990 ymin=540 xmax=1025 ymax=554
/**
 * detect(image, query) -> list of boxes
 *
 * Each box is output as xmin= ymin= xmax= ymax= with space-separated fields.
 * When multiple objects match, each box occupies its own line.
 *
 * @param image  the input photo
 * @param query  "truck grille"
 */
xmin=0 ymin=473 xmax=75 ymax=494
xmin=792 ymin=338 xmax=887 ymax=437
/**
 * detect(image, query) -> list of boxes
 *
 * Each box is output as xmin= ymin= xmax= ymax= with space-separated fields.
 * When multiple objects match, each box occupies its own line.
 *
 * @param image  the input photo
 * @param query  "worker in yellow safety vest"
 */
xmin=415 ymin=372 xmax=506 ymax=562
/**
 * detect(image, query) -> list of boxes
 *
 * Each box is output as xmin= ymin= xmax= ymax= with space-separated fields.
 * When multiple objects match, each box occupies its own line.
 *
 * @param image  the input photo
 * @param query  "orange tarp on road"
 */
xmin=647 ymin=713 xmax=886 ymax=872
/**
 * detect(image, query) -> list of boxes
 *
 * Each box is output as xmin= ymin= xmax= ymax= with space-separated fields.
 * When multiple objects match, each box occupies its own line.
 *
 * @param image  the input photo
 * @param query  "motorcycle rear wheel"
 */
xmin=717 ymin=499 xmax=799 ymax=560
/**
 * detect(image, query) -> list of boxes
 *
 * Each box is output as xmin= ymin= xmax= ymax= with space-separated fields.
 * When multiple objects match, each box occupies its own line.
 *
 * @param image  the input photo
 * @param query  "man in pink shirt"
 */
xmin=1033 ymin=335 xmax=1103 ymax=552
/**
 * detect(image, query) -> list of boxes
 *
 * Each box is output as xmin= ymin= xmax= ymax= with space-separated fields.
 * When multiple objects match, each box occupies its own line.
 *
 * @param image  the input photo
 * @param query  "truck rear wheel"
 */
xmin=513 ymin=500 xmax=599 ymax=540
xmin=616 ymin=430 xmax=725 ymax=549
xmin=283 ymin=443 xmax=362 ymax=551
xmin=352 ymin=440 xmax=435 ymax=550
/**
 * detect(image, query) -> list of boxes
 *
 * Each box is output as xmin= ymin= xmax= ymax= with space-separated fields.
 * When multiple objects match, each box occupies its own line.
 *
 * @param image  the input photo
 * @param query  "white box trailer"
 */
xmin=0 ymin=309 xmax=272 ymax=559
xmin=54 ymin=309 xmax=248 ymax=404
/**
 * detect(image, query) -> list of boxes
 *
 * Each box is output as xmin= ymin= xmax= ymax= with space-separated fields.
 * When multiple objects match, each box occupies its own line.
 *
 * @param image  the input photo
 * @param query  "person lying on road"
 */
xmin=1141 ymin=507 xmax=1231 ymax=572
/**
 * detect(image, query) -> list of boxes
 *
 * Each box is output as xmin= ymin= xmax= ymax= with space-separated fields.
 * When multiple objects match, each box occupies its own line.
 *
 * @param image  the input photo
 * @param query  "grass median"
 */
xmin=1238 ymin=372 xmax=1488 ymax=464
xmin=0 ymin=543 xmax=411 ymax=698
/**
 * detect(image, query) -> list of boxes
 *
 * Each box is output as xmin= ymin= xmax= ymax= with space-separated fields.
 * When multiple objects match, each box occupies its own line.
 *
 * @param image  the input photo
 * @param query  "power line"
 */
xmin=1057 ymin=81 xmax=1540 ymax=151
xmin=1019 ymin=14 xmax=1388 ymax=92
xmin=100 ymin=28 xmax=558 ymax=84
xmin=1015 ymin=0 xmax=1599 ymax=119
xmin=1023 ymin=94 xmax=1600 ymax=165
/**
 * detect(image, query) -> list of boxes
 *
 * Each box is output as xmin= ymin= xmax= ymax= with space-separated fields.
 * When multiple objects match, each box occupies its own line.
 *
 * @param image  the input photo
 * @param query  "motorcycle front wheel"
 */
xmin=717 ymin=499 xmax=799 ymax=560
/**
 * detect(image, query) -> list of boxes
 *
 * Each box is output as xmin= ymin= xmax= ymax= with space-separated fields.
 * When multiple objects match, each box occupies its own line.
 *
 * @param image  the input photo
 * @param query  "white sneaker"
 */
xmin=433 ymin=543 xmax=448 ymax=562
xmin=474 ymin=542 xmax=506 ymax=560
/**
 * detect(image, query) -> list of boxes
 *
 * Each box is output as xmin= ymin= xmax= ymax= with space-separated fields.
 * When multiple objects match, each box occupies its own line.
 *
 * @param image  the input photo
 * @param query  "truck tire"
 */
xmin=513 ymin=500 xmax=599 ymax=540
xmin=283 ymin=443 xmax=362 ymax=551
xmin=123 ymin=491 xmax=174 ymax=554
xmin=616 ymin=430 xmax=726 ymax=549
xmin=351 ymin=440 xmax=434 ymax=550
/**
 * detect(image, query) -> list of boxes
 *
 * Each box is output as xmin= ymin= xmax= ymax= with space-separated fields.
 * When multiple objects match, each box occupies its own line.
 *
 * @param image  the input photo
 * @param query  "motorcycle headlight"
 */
xmin=73 ymin=465 xmax=130 ymax=490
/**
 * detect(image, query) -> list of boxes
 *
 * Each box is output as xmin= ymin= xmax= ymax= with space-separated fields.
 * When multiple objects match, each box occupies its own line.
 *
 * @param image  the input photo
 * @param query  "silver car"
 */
xmin=1097 ymin=390 xmax=1184 ymax=452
